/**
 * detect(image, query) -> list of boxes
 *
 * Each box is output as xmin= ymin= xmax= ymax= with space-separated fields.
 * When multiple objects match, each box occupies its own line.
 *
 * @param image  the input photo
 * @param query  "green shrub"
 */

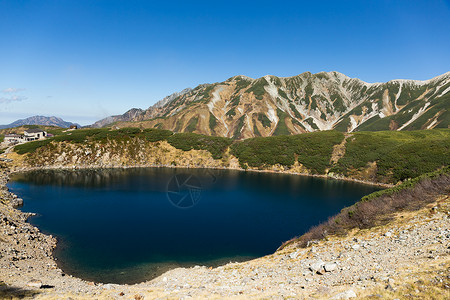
xmin=209 ymin=113 xmax=217 ymax=133
xmin=231 ymin=131 xmax=344 ymax=173
xmin=258 ymin=113 xmax=272 ymax=128
xmin=246 ymin=78 xmax=267 ymax=100
xmin=232 ymin=116 xmax=245 ymax=139
xmin=273 ymin=108 xmax=290 ymax=136
xmin=15 ymin=139 xmax=52 ymax=155
xmin=167 ymin=133 xmax=232 ymax=159
xmin=143 ymin=128 xmax=173 ymax=142
xmin=330 ymin=129 xmax=450 ymax=183
xmin=185 ymin=117 xmax=198 ymax=133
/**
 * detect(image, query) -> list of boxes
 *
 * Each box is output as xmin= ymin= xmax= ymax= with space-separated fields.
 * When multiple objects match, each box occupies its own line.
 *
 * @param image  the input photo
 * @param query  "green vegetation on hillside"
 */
xmin=12 ymin=127 xmax=449 ymax=185
xmin=235 ymin=77 xmax=251 ymax=90
xmin=330 ymin=129 xmax=450 ymax=182
xmin=278 ymin=88 xmax=288 ymax=99
xmin=185 ymin=116 xmax=198 ymax=133
xmin=232 ymin=116 xmax=245 ymax=139
xmin=273 ymin=109 xmax=290 ymax=136
xmin=257 ymin=113 xmax=271 ymax=128
xmin=166 ymin=133 xmax=232 ymax=159
xmin=14 ymin=127 xmax=231 ymax=159
xmin=226 ymin=107 xmax=236 ymax=118
xmin=289 ymin=103 xmax=302 ymax=119
xmin=209 ymin=113 xmax=217 ymax=133
xmin=0 ymin=134 xmax=4 ymax=143
xmin=246 ymin=78 xmax=267 ymax=100
xmin=231 ymin=131 xmax=344 ymax=173
xmin=143 ymin=128 xmax=173 ymax=142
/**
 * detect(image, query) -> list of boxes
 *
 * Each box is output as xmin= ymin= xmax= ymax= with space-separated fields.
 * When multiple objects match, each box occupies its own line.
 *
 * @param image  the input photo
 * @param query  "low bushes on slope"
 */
xmin=167 ymin=133 xmax=232 ymax=159
xmin=14 ymin=128 xmax=232 ymax=160
xmin=281 ymin=167 xmax=450 ymax=249
xmin=330 ymin=129 xmax=450 ymax=183
xmin=230 ymin=130 xmax=344 ymax=174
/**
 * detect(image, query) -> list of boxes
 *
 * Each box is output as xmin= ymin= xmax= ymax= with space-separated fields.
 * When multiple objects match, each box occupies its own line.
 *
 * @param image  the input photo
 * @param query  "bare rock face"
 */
xmin=90 ymin=71 xmax=450 ymax=138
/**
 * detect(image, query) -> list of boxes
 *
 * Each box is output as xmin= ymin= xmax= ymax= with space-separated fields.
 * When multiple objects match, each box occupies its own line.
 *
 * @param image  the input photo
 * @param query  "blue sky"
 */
xmin=0 ymin=0 xmax=449 ymax=125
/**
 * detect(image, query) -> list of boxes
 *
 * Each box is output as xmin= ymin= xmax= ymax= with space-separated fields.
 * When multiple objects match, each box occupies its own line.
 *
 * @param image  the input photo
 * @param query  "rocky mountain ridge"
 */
xmin=91 ymin=71 xmax=450 ymax=139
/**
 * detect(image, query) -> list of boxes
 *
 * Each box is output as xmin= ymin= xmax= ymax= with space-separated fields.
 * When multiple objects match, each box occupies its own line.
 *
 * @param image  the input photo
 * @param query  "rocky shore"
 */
xmin=0 ymin=164 xmax=449 ymax=299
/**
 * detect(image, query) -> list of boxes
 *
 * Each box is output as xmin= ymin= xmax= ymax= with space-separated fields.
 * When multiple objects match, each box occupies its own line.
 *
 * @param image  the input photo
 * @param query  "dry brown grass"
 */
xmin=282 ymin=172 xmax=450 ymax=249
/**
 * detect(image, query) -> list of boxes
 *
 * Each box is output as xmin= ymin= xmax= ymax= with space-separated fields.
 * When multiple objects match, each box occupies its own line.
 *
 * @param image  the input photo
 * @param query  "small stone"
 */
xmin=324 ymin=263 xmax=337 ymax=272
xmin=309 ymin=260 xmax=324 ymax=273
xmin=27 ymin=280 xmax=42 ymax=288
xmin=384 ymin=232 xmax=392 ymax=237
xmin=332 ymin=289 xmax=357 ymax=299
xmin=352 ymin=244 xmax=360 ymax=250
xmin=289 ymin=251 xmax=299 ymax=259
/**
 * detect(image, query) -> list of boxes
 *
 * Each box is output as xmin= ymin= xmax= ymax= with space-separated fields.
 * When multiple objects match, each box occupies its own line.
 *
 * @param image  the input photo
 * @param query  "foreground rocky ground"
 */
xmin=0 ymin=166 xmax=449 ymax=299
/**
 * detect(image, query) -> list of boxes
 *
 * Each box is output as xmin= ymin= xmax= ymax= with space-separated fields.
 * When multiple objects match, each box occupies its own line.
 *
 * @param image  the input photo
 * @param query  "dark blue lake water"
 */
xmin=8 ymin=168 xmax=381 ymax=284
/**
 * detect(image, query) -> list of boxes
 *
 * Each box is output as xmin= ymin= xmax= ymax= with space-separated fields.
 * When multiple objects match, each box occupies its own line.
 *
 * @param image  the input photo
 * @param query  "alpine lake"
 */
xmin=8 ymin=168 xmax=382 ymax=284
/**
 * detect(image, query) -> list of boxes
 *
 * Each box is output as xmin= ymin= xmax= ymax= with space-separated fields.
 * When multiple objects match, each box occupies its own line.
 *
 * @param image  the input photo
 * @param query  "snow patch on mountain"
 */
xmin=398 ymin=102 xmax=431 ymax=130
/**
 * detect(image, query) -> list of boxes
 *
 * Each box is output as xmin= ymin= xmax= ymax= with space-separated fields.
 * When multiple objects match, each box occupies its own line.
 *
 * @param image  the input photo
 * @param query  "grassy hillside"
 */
xmin=330 ymin=129 xmax=449 ymax=182
xmin=13 ymin=128 xmax=449 ymax=184
xmin=230 ymin=131 xmax=344 ymax=173
xmin=14 ymin=127 xmax=232 ymax=159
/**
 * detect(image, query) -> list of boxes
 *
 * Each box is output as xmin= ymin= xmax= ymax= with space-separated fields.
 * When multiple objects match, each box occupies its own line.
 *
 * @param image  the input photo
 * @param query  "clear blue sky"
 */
xmin=1 ymin=0 xmax=449 ymax=125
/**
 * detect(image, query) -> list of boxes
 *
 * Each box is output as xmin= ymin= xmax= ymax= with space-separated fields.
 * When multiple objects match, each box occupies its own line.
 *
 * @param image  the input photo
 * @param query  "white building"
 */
xmin=3 ymin=128 xmax=47 ymax=145
xmin=4 ymin=134 xmax=23 ymax=145
xmin=23 ymin=128 xmax=47 ymax=141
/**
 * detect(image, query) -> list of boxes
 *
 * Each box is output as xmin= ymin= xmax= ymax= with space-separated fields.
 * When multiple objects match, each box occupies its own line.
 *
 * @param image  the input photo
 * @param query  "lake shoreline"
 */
xmin=9 ymin=163 xmax=394 ymax=189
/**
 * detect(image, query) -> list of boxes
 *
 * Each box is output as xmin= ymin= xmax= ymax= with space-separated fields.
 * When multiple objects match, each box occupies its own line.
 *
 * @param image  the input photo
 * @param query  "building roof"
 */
xmin=24 ymin=128 xmax=45 ymax=134
xmin=5 ymin=134 xmax=22 ymax=137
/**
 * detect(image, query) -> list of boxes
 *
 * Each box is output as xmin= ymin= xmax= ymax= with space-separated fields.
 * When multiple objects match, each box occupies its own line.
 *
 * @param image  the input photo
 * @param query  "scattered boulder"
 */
xmin=332 ymin=289 xmax=357 ymax=299
xmin=309 ymin=260 xmax=324 ymax=273
xmin=289 ymin=251 xmax=299 ymax=259
xmin=324 ymin=263 xmax=338 ymax=272
xmin=27 ymin=279 xmax=42 ymax=288
xmin=10 ymin=197 xmax=23 ymax=208
xmin=351 ymin=244 xmax=360 ymax=250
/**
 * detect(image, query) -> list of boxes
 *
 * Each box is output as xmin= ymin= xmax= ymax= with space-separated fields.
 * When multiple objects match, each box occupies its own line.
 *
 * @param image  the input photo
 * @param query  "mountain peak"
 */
xmin=0 ymin=115 xmax=80 ymax=129
xmin=90 ymin=71 xmax=449 ymax=137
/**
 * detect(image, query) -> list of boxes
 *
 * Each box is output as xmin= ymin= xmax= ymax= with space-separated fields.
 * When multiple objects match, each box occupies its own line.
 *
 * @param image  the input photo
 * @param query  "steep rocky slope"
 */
xmin=92 ymin=71 xmax=450 ymax=139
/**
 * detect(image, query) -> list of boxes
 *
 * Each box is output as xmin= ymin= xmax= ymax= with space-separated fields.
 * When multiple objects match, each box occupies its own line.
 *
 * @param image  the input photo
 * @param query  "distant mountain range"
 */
xmin=91 ymin=71 xmax=450 ymax=139
xmin=0 ymin=116 xmax=80 ymax=129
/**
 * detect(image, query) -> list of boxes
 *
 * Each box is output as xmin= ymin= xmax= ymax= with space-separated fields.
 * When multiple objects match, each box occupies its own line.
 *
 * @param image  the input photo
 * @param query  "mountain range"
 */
xmin=0 ymin=116 xmax=80 ymax=130
xmin=91 ymin=71 xmax=448 ymax=138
